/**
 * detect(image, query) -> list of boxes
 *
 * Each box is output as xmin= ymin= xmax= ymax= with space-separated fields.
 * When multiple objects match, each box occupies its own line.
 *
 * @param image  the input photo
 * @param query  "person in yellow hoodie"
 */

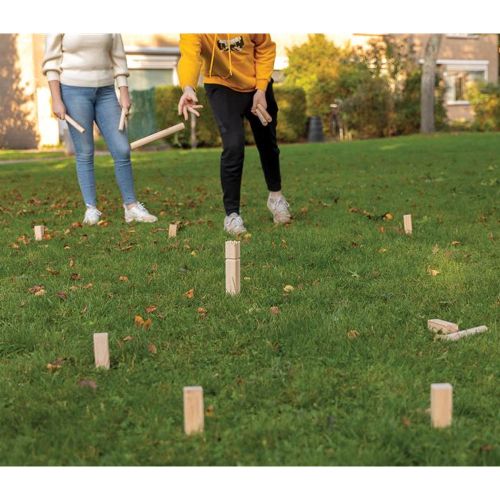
xmin=177 ymin=34 xmax=292 ymax=235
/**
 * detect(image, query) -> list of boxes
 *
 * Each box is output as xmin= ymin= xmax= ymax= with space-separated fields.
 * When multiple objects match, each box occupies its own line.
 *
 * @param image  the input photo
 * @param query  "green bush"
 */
xmin=341 ymin=76 xmax=393 ymax=138
xmin=273 ymin=86 xmax=307 ymax=142
xmin=467 ymin=83 xmax=500 ymax=131
xmin=128 ymin=88 xmax=156 ymax=142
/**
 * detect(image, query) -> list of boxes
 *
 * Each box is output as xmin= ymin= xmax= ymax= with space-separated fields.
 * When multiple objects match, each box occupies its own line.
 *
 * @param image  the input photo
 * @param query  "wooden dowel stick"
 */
xmin=93 ymin=332 xmax=110 ymax=369
xmin=436 ymin=325 xmax=488 ymax=341
xmin=255 ymin=109 xmax=269 ymax=127
xmin=257 ymin=103 xmax=272 ymax=123
xmin=431 ymin=383 xmax=453 ymax=428
xmin=183 ymin=386 xmax=204 ymax=435
xmin=168 ymin=223 xmax=177 ymax=238
xmin=118 ymin=108 xmax=128 ymax=131
xmin=403 ymin=214 xmax=412 ymax=235
xmin=34 ymin=225 xmax=45 ymax=241
xmin=65 ymin=115 xmax=85 ymax=134
xmin=130 ymin=123 xmax=185 ymax=150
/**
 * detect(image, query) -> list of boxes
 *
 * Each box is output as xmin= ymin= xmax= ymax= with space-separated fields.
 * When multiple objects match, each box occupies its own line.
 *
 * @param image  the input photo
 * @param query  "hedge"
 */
xmin=129 ymin=84 xmax=308 ymax=148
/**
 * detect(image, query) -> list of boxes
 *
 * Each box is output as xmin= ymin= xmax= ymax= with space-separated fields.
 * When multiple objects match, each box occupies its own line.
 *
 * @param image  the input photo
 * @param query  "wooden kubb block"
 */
xmin=168 ymin=223 xmax=177 ymax=238
xmin=34 ymin=225 xmax=45 ymax=241
xmin=427 ymin=319 xmax=459 ymax=334
xmin=225 ymin=241 xmax=240 ymax=295
xmin=431 ymin=383 xmax=453 ymax=428
xmin=183 ymin=386 xmax=204 ymax=435
xmin=403 ymin=214 xmax=412 ymax=235
xmin=93 ymin=332 xmax=110 ymax=369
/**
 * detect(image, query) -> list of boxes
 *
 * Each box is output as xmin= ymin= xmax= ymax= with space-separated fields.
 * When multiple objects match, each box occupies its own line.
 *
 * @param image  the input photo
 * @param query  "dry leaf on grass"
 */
xmin=123 ymin=335 xmax=134 ymax=342
xmin=134 ymin=315 xmax=145 ymax=327
xmin=29 ymin=285 xmax=46 ymax=296
xmin=70 ymin=273 xmax=81 ymax=281
xmin=46 ymin=358 xmax=65 ymax=372
xmin=143 ymin=318 xmax=153 ymax=330
xmin=205 ymin=404 xmax=215 ymax=417
xmin=283 ymin=285 xmax=294 ymax=293
xmin=46 ymin=267 xmax=60 ymax=275
xmin=401 ymin=417 xmax=411 ymax=427
xmin=427 ymin=267 xmax=441 ymax=277
xmin=97 ymin=220 xmax=109 ymax=227
xmin=145 ymin=305 xmax=157 ymax=314
xmin=119 ymin=275 xmax=129 ymax=282
xmin=383 ymin=212 xmax=394 ymax=221
xmin=347 ymin=330 xmax=359 ymax=339
xmin=69 ymin=258 xmax=75 ymax=268
xmin=270 ymin=306 xmax=280 ymax=315
xmin=147 ymin=343 xmax=157 ymax=354
xmin=451 ymin=241 xmax=461 ymax=246
xmin=197 ymin=307 xmax=207 ymax=318
xmin=56 ymin=291 xmax=67 ymax=301
xmin=184 ymin=288 xmax=195 ymax=299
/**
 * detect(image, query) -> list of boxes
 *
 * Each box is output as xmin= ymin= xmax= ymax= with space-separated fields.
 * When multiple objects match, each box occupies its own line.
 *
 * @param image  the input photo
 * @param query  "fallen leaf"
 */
xmin=69 ymin=285 xmax=79 ymax=292
xmin=143 ymin=318 xmax=153 ymax=330
xmin=123 ymin=335 xmax=134 ymax=342
xmin=145 ymin=305 xmax=157 ymax=314
xmin=378 ymin=226 xmax=385 ymax=233
xmin=9 ymin=243 xmax=20 ymax=249
xmin=46 ymin=267 xmax=60 ymax=275
xmin=378 ymin=248 xmax=388 ymax=253
xmin=197 ymin=307 xmax=207 ymax=318
xmin=29 ymin=285 xmax=46 ymax=296
xmin=283 ymin=285 xmax=295 ymax=293
xmin=69 ymin=258 xmax=75 ymax=268
xmin=300 ymin=207 xmax=309 ymax=214
xmin=190 ymin=250 xmax=197 ymax=256
xmin=97 ymin=220 xmax=109 ymax=227
xmin=480 ymin=444 xmax=494 ymax=452
xmin=184 ymin=288 xmax=195 ymax=299
xmin=70 ymin=273 xmax=81 ymax=281
xmin=242 ymin=233 xmax=252 ymax=241
xmin=56 ymin=291 xmax=67 ymax=301
xmin=119 ymin=275 xmax=129 ymax=282
xmin=270 ymin=306 xmax=280 ymax=315
xmin=205 ymin=404 xmax=215 ymax=417
xmin=347 ymin=330 xmax=359 ymax=339
xmin=64 ymin=244 xmax=71 ymax=250
xmin=71 ymin=222 xmax=83 ymax=229
xmin=427 ymin=268 xmax=441 ymax=277
xmin=147 ymin=343 xmax=157 ymax=354
xmin=402 ymin=417 xmax=411 ymax=427
xmin=46 ymin=358 xmax=65 ymax=372
xmin=451 ymin=241 xmax=461 ymax=246
xmin=383 ymin=212 xmax=394 ymax=221
xmin=432 ymin=244 xmax=440 ymax=254
xmin=83 ymin=283 xmax=93 ymax=289
xmin=134 ymin=315 xmax=145 ymax=327
xmin=78 ymin=379 xmax=97 ymax=390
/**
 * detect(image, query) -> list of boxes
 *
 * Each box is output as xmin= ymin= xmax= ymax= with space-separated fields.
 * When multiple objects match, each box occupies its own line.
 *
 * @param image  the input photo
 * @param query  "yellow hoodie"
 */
xmin=178 ymin=34 xmax=276 ymax=93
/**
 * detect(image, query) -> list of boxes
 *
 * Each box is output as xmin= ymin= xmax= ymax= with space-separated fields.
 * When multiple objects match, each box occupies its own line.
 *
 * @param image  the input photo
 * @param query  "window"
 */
xmin=444 ymin=69 xmax=486 ymax=103
xmin=128 ymin=69 xmax=173 ymax=91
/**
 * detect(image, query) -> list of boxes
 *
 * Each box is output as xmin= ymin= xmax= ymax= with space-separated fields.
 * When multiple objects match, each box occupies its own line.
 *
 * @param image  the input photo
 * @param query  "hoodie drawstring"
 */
xmin=227 ymin=34 xmax=233 ymax=76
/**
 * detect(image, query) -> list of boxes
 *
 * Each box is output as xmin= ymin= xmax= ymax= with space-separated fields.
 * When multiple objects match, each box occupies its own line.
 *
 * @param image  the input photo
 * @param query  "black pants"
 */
xmin=205 ymin=82 xmax=281 ymax=215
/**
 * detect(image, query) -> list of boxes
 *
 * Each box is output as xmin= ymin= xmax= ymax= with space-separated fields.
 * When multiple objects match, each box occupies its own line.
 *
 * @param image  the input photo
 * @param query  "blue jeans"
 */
xmin=61 ymin=84 xmax=136 ymax=206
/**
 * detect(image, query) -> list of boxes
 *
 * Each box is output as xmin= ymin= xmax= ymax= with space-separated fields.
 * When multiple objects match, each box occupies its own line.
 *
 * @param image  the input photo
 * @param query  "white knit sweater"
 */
xmin=42 ymin=34 xmax=129 ymax=87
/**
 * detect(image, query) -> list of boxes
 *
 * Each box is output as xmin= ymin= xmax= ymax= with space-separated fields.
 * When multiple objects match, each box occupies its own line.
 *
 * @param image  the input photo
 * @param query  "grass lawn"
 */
xmin=0 ymin=132 xmax=498 ymax=465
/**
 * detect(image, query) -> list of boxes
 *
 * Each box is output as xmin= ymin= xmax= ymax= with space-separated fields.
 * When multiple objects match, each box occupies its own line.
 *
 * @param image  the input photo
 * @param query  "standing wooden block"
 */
xmin=183 ymin=386 xmax=204 ymax=435
xmin=225 ymin=241 xmax=240 ymax=295
xmin=93 ymin=332 xmax=110 ymax=369
xmin=403 ymin=214 xmax=412 ymax=235
xmin=34 ymin=225 xmax=45 ymax=241
xmin=427 ymin=319 xmax=459 ymax=334
xmin=431 ymin=383 xmax=453 ymax=428
xmin=168 ymin=223 xmax=177 ymax=238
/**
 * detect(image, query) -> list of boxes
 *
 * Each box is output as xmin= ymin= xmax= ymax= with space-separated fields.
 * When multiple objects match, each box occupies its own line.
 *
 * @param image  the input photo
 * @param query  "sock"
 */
xmin=269 ymin=190 xmax=282 ymax=200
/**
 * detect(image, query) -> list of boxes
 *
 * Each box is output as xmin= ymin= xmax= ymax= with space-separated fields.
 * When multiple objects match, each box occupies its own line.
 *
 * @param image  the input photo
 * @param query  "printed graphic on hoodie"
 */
xmin=217 ymin=36 xmax=244 ymax=53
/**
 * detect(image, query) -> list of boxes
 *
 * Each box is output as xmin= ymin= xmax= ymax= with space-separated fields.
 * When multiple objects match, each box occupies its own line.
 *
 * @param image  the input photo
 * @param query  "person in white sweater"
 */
xmin=42 ymin=34 xmax=157 ymax=224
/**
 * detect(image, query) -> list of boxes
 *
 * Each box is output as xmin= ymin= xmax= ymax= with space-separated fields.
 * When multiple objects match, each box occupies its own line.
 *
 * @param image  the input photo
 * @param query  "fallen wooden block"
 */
xmin=427 ymin=319 xmax=459 ymax=334
xmin=118 ymin=108 xmax=128 ymax=131
xmin=65 ymin=114 xmax=85 ymax=134
xmin=225 ymin=241 xmax=240 ymax=295
xmin=93 ymin=332 xmax=110 ymax=369
xmin=431 ymin=383 xmax=453 ymax=428
xmin=403 ymin=214 xmax=412 ymax=235
xmin=168 ymin=223 xmax=177 ymax=238
xmin=34 ymin=225 xmax=45 ymax=241
xmin=436 ymin=325 xmax=488 ymax=341
xmin=183 ymin=386 xmax=204 ymax=435
xmin=130 ymin=123 xmax=185 ymax=150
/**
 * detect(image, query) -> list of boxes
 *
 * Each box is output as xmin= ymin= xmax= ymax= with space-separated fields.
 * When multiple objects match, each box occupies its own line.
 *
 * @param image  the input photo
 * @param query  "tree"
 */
xmin=420 ymin=34 xmax=443 ymax=133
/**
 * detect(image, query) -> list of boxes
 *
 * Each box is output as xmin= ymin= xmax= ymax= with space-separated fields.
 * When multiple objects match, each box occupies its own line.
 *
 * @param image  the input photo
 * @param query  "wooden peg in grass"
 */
xmin=183 ymin=386 xmax=204 ymax=435
xmin=431 ymin=383 xmax=452 ymax=428
xmin=34 ymin=225 xmax=45 ymax=241
xmin=225 ymin=241 xmax=241 ymax=295
xmin=168 ymin=223 xmax=178 ymax=238
xmin=93 ymin=332 xmax=110 ymax=369
xmin=403 ymin=214 xmax=412 ymax=235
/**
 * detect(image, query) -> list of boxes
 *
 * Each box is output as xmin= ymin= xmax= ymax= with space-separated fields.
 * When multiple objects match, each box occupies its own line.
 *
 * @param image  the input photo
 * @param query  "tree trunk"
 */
xmin=420 ymin=34 xmax=443 ymax=134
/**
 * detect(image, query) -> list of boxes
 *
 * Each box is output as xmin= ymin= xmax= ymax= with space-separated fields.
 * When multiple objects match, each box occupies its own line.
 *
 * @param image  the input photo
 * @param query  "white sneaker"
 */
xmin=83 ymin=206 xmax=102 ymax=225
xmin=224 ymin=213 xmax=247 ymax=235
xmin=124 ymin=202 xmax=158 ymax=223
xmin=267 ymin=194 xmax=292 ymax=224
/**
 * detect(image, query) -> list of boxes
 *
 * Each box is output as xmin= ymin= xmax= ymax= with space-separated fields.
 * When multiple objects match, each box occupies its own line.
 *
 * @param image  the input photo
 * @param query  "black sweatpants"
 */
xmin=205 ymin=81 xmax=281 ymax=215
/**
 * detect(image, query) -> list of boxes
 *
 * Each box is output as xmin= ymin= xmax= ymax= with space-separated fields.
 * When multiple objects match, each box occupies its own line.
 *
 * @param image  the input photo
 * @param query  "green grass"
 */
xmin=0 ymin=149 xmax=65 ymax=161
xmin=0 ymin=132 xmax=498 ymax=465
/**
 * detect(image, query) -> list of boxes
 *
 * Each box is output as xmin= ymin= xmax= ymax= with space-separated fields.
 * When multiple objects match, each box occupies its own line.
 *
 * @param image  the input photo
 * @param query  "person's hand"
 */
xmin=178 ymin=86 xmax=203 ymax=120
xmin=119 ymin=87 xmax=132 ymax=114
xmin=252 ymin=90 xmax=272 ymax=126
xmin=52 ymin=98 xmax=66 ymax=120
